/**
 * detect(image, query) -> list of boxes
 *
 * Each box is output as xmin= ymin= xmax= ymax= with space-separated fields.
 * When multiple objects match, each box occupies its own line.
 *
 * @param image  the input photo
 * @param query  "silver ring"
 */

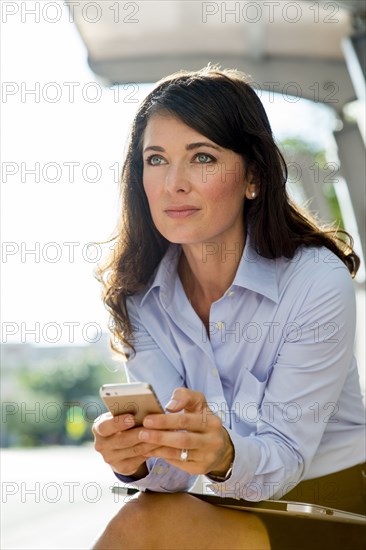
xmin=180 ymin=448 xmax=188 ymax=462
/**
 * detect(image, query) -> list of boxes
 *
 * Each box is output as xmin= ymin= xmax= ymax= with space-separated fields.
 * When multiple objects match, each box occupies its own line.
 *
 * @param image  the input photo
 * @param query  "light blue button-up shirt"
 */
xmin=115 ymin=236 xmax=365 ymax=500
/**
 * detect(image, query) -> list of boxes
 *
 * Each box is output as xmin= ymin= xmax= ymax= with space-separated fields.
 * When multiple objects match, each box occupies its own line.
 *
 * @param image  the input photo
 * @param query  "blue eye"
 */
xmin=195 ymin=153 xmax=214 ymax=163
xmin=146 ymin=155 xmax=164 ymax=165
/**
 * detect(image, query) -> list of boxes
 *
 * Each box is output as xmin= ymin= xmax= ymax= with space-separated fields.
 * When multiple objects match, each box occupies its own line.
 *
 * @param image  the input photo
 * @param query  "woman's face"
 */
xmin=142 ymin=113 xmax=256 ymax=247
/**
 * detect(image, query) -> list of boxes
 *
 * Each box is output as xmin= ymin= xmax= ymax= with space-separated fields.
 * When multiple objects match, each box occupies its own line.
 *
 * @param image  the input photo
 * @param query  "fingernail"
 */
xmin=165 ymin=399 xmax=178 ymax=410
xmin=124 ymin=415 xmax=135 ymax=426
xmin=143 ymin=417 xmax=153 ymax=427
xmin=139 ymin=430 xmax=149 ymax=441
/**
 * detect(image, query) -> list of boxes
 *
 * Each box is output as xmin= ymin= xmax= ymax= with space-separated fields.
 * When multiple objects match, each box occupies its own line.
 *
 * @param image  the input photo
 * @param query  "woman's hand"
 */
xmin=139 ymin=388 xmax=234 ymax=476
xmin=92 ymin=412 xmax=160 ymax=477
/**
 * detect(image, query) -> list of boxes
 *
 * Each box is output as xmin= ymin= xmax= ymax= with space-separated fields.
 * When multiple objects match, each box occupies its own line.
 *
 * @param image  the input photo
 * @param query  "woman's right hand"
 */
xmin=92 ymin=412 xmax=159 ymax=477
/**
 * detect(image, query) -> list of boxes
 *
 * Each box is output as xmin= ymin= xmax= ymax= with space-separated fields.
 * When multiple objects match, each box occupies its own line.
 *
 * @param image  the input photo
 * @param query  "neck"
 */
xmin=179 ymin=237 xmax=245 ymax=304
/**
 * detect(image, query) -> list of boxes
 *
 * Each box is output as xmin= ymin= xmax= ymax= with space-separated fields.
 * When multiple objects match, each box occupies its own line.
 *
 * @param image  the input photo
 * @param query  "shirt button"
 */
xmin=228 ymin=290 xmax=235 ymax=297
xmin=215 ymin=321 xmax=224 ymax=330
xmin=212 ymin=368 xmax=219 ymax=377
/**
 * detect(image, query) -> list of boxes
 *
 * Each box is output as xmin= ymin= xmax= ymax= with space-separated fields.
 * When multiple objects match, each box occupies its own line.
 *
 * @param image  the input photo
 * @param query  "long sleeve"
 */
xmin=205 ymin=262 xmax=364 ymax=500
xmin=113 ymin=298 xmax=198 ymax=493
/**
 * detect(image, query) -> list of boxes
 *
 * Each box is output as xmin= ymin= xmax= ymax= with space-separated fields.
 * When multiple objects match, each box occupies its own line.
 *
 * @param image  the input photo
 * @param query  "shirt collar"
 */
xmin=139 ymin=244 xmax=181 ymax=308
xmin=139 ymin=233 xmax=279 ymax=308
xmin=232 ymin=236 xmax=279 ymax=303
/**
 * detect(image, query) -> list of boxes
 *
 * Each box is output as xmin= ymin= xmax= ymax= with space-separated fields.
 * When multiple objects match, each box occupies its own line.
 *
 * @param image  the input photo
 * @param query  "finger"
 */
xmin=93 ymin=412 xmax=135 ymax=437
xmin=143 ymin=411 xmax=220 ymax=433
xmin=165 ymin=388 xmax=208 ymax=414
xmin=97 ymin=438 xmax=159 ymax=461
xmin=143 ymin=446 xmax=196 ymax=462
xmin=95 ymin=425 xmax=155 ymax=451
xmin=138 ymin=427 xmax=204 ymax=450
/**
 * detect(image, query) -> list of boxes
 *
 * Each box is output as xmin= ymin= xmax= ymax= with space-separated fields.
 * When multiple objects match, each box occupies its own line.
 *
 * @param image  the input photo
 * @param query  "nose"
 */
xmin=165 ymin=162 xmax=191 ymax=193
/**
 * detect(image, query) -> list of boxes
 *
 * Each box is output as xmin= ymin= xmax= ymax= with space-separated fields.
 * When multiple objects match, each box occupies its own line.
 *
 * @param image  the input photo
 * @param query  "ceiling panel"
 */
xmin=66 ymin=0 xmax=364 ymax=109
xmin=67 ymin=1 xmax=353 ymax=62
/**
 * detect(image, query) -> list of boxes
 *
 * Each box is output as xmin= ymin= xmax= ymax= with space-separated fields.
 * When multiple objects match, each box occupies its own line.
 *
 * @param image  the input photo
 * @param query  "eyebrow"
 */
xmin=143 ymin=142 xmax=223 ymax=153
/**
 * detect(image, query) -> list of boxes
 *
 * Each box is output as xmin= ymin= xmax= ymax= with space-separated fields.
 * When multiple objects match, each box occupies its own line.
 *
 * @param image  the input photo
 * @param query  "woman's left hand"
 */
xmin=138 ymin=387 xmax=234 ymax=476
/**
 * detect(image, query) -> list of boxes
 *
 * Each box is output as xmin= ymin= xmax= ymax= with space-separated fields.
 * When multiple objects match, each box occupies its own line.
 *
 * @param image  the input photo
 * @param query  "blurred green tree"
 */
xmin=2 ymin=351 xmax=125 ymax=447
xmin=280 ymin=137 xmax=344 ymax=229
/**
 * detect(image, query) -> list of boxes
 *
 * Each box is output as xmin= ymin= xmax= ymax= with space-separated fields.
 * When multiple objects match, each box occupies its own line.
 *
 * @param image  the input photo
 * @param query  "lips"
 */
xmin=164 ymin=205 xmax=200 ymax=219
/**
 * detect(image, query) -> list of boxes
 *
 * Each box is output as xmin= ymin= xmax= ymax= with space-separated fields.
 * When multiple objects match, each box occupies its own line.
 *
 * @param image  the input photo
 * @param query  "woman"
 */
xmin=93 ymin=66 xmax=365 ymax=549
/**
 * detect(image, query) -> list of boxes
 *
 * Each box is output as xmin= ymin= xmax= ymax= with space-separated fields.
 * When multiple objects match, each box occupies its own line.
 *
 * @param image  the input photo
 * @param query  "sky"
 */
xmin=0 ymin=2 xmax=348 ymax=346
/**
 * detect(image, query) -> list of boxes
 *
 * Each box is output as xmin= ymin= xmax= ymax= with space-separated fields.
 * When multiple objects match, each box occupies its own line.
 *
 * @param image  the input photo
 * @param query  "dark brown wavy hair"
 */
xmin=95 ymin=65 xmax=360 ymax=357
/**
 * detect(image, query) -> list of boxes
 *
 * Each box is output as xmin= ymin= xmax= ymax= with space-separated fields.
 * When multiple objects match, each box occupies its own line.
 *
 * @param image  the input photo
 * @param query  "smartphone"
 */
xmin=99 ymin=382 xmax=164 ymax=426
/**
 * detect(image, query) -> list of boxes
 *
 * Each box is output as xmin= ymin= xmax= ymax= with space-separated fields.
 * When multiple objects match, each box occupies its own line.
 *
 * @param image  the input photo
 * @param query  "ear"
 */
xmin=243 ymin=164 xmax=258 ymax=200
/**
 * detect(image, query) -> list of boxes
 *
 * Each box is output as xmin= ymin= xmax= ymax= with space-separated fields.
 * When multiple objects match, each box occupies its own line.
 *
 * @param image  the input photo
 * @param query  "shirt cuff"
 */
xmin=113 ymin=457 xmax=198 ymax=493
xmin=204 ymin=429 xmax=261 ymax=500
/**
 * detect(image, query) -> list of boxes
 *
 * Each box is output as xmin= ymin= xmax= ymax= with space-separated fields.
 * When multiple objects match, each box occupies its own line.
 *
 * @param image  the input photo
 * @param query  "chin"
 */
xmin=157 ymin=228 xmax=199 ymax=245
xmin=164 ymin=236 xmax=203 ymax=246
